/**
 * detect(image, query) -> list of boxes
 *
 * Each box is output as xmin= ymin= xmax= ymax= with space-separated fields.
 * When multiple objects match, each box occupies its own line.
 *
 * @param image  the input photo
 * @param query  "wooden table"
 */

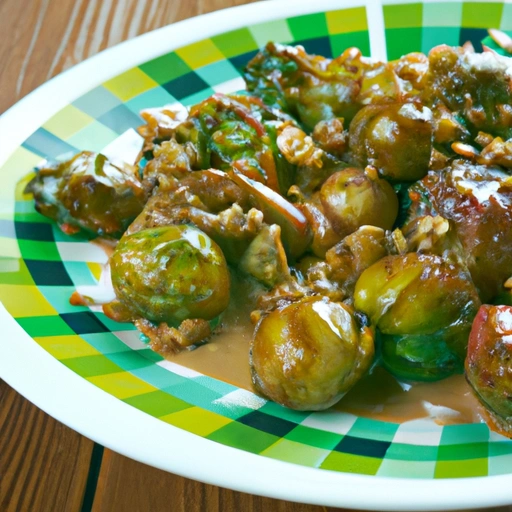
xmin=0 ymin=1 xmax=511 ymax=511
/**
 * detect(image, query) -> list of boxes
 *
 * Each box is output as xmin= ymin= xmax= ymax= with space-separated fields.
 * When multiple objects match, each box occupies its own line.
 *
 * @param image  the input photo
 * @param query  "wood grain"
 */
xmin=89 ymin=449 xmax=512 ymax=512
xmin=90 ymin=450 xmax=336 ymax=512
xmin=0 ymin=0 xmax=260 ymax=114
xmin=0 ymin=381 xmax=93 ymax=512
xmin=1 ymin=0 xmax=512 ymax=511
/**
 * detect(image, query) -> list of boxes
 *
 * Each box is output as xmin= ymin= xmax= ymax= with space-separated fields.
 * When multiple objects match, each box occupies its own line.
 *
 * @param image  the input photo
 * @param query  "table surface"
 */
xmin=1 ymin=1 xmax=512 ymax=511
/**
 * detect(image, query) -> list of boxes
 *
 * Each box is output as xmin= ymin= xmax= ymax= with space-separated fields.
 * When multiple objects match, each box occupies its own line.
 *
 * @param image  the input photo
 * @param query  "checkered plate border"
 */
xmin=1 ymin=2 xmax=512 ymax=479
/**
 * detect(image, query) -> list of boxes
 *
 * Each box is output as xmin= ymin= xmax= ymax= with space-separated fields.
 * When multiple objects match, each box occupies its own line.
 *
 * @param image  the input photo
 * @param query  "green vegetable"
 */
xmin=110 ymin=225 xmax=231 ymax=324
xmin=354 ymin=253 xmax=480 ymax=381
xmin=251 ymin=296 xmax=375 ymax=410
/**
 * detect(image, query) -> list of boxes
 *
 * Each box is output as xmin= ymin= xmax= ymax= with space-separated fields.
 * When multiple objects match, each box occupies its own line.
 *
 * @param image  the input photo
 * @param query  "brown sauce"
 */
xmin=90 ymin=222 xmax=486 ymax=426
xmin=336 ymin=367 xmax=485 ymax=425
xmin=168 ymin=271 xmax=256 ymax=389
xmin=172 ymin=322 xmax=253 ymax=389
xmin=167 ymin=274 xmax=486 ymax=425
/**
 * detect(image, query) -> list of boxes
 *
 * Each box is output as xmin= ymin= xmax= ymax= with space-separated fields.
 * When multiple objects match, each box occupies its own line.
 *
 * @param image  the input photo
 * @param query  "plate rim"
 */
xmin=1 ymin=0 xmax=512 ymax=509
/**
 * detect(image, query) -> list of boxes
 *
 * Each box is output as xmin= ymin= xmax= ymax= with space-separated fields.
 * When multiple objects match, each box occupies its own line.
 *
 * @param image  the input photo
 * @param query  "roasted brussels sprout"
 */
xmin=354 ymin=253 xmax=481 ymax=381
xmin=307 ymin=226 xmax=392 ymax=302
xmin=426 ymin=45 xmax=512 ymax=138
xmin=245 ymin=43 xmax=364 ymax=130
xmin=110 ymin=225 xmax=230 ymax=324
xmin=319 ymin=167 xmax=398 ymax=237
xmin=349 ymin=103 xmax=434 ymax=182
xmin=174 ymin=93 xmax=296 ymax=194
xmin=410 ymin=161 xmax=512 ymax=301
xmin=245 ymin=43 xmax=421 ymax=131
xmin=141 ymin=93 xmax=298 ymax=195
xmin=466 ymin=304 xmax=512 ymax=436
xmin=26 ymin=151 xmax=146 ymax=237
xmin=251 ymin=296 xmax=375 ymax=410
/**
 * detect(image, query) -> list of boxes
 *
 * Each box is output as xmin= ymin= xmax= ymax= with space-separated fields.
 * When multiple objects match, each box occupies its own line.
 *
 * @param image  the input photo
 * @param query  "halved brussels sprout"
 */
xmin=354 ymin=253 xmax=480 ymax=381
xmin=26 ymin=151 xmax=146 ymax=237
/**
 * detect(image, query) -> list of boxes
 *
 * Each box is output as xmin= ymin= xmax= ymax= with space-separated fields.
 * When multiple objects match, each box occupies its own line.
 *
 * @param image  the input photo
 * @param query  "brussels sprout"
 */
xmin=426 ymin=45 xmax=512 ymax=138
xmin=410 ymin=161 xmax=512 ymax=301
xmin=245 ymin=43 xmax=420 ymax=131
xmin=139 ymin=93 xmax=298 ymax=194
xmin=354 ymin=253 xmax=480 ymax=381
xmin=245 ymin=43 xmax=364 ymax=130
xmin=26 ymin=151 xmax=146 ymax=237
xmin=465 ymin=305 xmax=512 ymax=436
xmin=300 ymin=226 xmax=391 ymax=304
xmin=319 ymin=167 xmax=398 ymax=237
xmin=175 ymin=93 xmax=296 ymax=194
xmin=349 ymin=103 xmax=434 ymax=182
xmin=110 ymin=225 xmax=230 ymax=324
xmin=251 ymin=296 xmax=375 ymax=410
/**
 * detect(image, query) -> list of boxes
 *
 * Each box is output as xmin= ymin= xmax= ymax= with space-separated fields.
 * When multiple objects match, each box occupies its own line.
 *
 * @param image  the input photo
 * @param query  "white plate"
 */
xmin=1 ymin=0 xmax=512 ymax=509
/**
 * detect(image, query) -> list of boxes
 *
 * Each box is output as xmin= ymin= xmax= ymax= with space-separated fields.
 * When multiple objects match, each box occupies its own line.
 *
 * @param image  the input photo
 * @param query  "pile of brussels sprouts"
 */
xmin=27 ymin=40 xmax=512 ymax=435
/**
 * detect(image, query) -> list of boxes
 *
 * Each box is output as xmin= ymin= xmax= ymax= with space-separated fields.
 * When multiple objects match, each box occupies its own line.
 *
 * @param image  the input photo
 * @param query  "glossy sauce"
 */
xmin=168 ymin=272 xmax=256 ymax=389
xmin=336 ymin=367 xmax=485 ymax=424
xmin=168 ymin=275 xmax=485 ymax=425
xmin=90 ymin=237 xmax=485 ymax=425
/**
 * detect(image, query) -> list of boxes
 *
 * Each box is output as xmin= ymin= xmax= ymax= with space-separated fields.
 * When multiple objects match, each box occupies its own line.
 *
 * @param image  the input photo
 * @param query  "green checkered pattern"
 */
xmin=1 ymin=6 xmax=512 ymax=479
xmin=383 ymin=1 xmax=511 ymax=59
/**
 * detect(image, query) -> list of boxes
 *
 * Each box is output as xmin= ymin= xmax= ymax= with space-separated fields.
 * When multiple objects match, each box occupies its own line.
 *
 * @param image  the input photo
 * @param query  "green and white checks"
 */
xmin=383 ymin=0 xmax=511 ymax=58
xmin=1 ymin=3 xmax=512 ymax=479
